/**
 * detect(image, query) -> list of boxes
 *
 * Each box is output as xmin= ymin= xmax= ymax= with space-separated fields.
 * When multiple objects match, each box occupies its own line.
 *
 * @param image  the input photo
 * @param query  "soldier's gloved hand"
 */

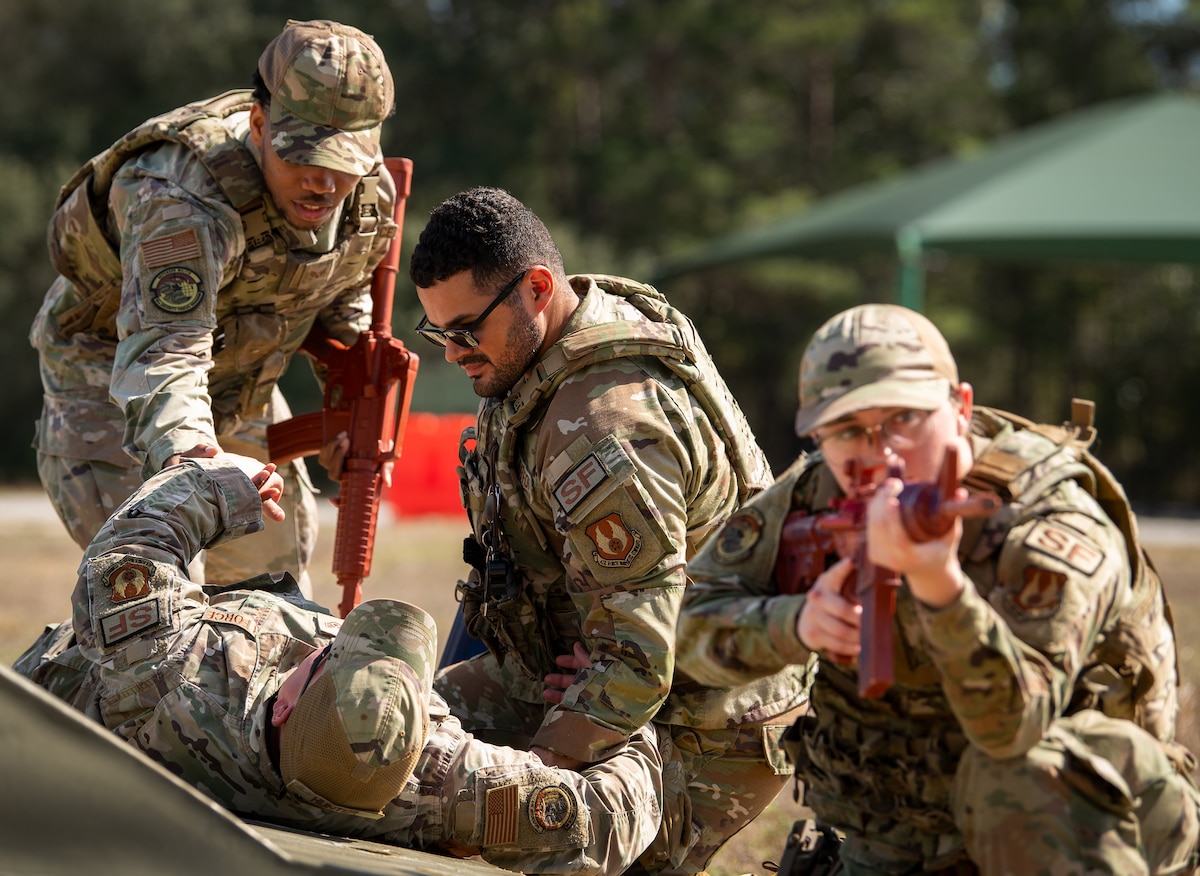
xmin=796 ymin=556 xmax=861 ymax=664
xmin=318 ymin=430 xmax=394 ymax=487
xmin=542 ymin=642 xmax=591 ymax=704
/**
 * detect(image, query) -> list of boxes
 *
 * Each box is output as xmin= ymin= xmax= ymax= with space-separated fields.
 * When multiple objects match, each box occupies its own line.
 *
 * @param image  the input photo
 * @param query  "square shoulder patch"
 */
xmin=87 ymin=554 xmax=173 ymax=653
xmin=136 ymin=221 xmax=218 ymax=327
xmin=550 ymin=434 xmax=637 ymax=524
xmin=571 ymin=485 xmax=673 ymax=585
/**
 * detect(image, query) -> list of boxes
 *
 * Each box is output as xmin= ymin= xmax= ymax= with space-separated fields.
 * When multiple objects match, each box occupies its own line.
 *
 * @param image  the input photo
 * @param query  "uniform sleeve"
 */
xmin=917 ymin=478 xmax=1130 ymax=759
xmin=106 ymin=152 xmax=244 ymax=475
xmin=427 ymin=721 xmax=669 ymax=876
xmin=82 ymin=458 xmax=267 ymax=569
xmin=676 ymin=464 xmax=816 ymax=688
xmin=526 ymin=363 xmax=740 ymax=760
xmin=72 ymin=459 xmax=266 ymax=671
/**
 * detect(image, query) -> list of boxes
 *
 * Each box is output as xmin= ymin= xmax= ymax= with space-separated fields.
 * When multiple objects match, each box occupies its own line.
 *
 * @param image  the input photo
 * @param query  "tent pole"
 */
xmin=895 ymin=227 xmax=925 ymax=312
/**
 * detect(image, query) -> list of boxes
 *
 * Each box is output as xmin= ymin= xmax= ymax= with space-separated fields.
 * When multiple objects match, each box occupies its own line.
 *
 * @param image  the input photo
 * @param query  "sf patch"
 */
xmin=585 ymin=512 xmax=643 ymax=568
xmin=529 ymin=783 xmax=577 ymax=833
xmin=100 ymin=599 xmax=161 ymax=647
xmin=714 ymin=507 xmax=765 ymax=564
xmin=555 ymin=452 xmax=610 ymax=516
xmin=1008 ymin=566 xmax=1068 ymax=619
xmin=1023 ymin=519 xmax=1104 ymax=576
xmin=149 ymin=266 xmax=204 ymax=314
xmin=107 ymin=559 xmax=153 ymax=602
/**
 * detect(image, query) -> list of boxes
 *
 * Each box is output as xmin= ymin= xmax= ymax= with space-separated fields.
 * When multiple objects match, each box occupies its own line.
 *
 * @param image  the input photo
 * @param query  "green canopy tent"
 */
xmin=652 ymin=92 xmax=1200 ymax=311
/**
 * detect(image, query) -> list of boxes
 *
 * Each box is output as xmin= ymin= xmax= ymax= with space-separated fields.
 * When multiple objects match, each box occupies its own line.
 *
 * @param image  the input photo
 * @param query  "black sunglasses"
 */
xmin=415 ymin=270 xmax=527 ymax=349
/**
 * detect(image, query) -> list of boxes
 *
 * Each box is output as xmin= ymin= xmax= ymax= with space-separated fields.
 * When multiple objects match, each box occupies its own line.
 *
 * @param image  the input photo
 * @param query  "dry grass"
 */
xmin=1 ymin=494 xmax=1196 ymax=876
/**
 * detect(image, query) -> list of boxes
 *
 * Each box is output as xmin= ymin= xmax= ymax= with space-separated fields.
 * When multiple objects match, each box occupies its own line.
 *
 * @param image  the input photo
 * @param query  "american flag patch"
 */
xmin=141 ymin=229 xmax=201 ymax=268
xmin=484 ymin=783 xmax=519 ymax=846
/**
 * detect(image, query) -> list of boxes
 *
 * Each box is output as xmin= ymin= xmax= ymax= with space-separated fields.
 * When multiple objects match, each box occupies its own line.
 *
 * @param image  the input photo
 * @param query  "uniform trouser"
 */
xmin=35 ymin=409 xmax=317 ymax=592
xmin=955 ymin=711 xmax=1200 ymax=876
xmin=436 ymin=651 xmax=799 ymax=875
xmin=832 ymin=711 xmax=1200 ymax=876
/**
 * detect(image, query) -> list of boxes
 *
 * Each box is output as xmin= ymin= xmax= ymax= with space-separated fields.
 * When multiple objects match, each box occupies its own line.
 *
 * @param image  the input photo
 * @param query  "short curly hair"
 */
xmin=409 ymin=187 xmax=564 ymax=293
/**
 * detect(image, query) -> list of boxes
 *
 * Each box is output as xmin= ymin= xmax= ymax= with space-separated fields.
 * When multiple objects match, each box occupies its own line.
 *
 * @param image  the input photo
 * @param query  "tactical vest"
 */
xmin=963 ymin=401 xmax=1180 ymax=744
xmin=47 ymin=89 xmax=393 ymax=348
xmin=457 ymin=275 xmax=772 ymax=683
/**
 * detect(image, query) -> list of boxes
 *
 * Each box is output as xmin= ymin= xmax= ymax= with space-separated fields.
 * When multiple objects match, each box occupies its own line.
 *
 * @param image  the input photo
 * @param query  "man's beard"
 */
xmin=467 ymin=313 xmax=544 ymax=399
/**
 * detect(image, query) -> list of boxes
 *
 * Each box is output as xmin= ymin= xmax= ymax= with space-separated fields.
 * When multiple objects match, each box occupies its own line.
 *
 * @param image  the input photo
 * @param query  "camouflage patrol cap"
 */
xmin=281 ymin=599 xmax=435 ymax=817
xmin=795 ymin=304 xmax=959 ymax=436
xmin=258 ymin=19 xmax=394 ymax=176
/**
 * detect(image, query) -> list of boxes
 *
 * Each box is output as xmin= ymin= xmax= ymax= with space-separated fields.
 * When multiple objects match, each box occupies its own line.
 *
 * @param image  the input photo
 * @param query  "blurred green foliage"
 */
xmin=3 ymin=0 xmax=1200 ymax=509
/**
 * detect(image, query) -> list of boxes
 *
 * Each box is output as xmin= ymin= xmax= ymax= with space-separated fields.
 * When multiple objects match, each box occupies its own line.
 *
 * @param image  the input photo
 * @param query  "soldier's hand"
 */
xmin=867 ymin=476 xmax=964 ymax=609
xmin=318 ymin=431 xmax=351 ymax=478
xmin=319 ymin=430 xmax=395 ymax=487
xmin=163 ymin=442 xmax=221 ymax=468
xmin=250 ymin=463 xmax=287 ymax=522
xmin=223 ymin=455 xmax=287 ymax=522
xmin=543 ymin=642 xmax=591 ymax=704
xmin=797 ymin=556 xmax=861 ymax=663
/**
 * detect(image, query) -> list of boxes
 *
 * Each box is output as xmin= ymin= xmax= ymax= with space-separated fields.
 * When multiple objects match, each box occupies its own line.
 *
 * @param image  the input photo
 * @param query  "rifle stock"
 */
xmin=775 ymin=448 xmax=998 ymax=698
xmin=267 ymin=157 xmax=419 ymax=618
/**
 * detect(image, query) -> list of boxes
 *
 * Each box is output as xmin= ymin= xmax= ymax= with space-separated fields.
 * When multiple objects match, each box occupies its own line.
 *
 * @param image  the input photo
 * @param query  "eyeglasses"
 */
xmin=414 ymin=270 xmax=527 ymax=348
xmin=812 ymin=408 xmax=938 ymax=454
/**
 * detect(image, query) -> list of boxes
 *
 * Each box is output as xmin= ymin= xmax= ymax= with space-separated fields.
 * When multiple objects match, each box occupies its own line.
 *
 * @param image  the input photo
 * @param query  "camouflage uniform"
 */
xmin=29 ymin=20 xmax=396 ymax=586
xmin=439 ymin=275 xmax=809 ymax=874
xmin=14 ymin=459 xmax=685 ymax=875
xmin=678 ymin=407 xmax=1199 ymax=876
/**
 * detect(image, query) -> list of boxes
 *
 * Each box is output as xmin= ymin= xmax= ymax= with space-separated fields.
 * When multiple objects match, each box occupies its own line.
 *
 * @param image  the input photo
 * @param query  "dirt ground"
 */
xmin=2 ymin=491 xmax=1197 ymax=875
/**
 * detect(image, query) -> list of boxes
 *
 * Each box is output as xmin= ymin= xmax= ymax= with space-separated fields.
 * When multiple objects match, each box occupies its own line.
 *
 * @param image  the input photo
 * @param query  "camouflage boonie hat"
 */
xmin=281 ymin=599 xmax=435 ymax=817
xmin=795 ymin=304 xmax=959 ymax=436
xmin=258 ymin=19 xmax=394 ymax=176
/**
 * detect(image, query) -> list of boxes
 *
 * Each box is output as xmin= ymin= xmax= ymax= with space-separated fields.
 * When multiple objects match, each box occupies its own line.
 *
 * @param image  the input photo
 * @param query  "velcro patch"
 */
xmin=1008 ymin=566 xmax=1068 ymax=618
xmin=88 ymin=554 xmax=173 ymax=656
xmin=107 ymin=560 xmax=153 ymax=603
xmin=1023 ymin=520 xmax=1104 ymax=575
xmin=714 ymin=507 xmax=765 ymax=564
xmin=201 ymin=606 xmax=258 ymax=636
xmin=141 ymin=228 xmax=201 ymax=269
xmin=485 ymin=783 xmax=520 ymax=846
xmin=555 ymin=452 xmax=610 ymax=515
xmin=585 ymin=512 xmax=643 ymax=568
xmin=529 ymin=783 xmax=578 ymax=833
xmin=472 ymin=768 xmax=590 ymax=853
xmin=99 ymin=599 xmax=161 ymax=647
xmin=149 ymin=267 xmax=205 ymax=314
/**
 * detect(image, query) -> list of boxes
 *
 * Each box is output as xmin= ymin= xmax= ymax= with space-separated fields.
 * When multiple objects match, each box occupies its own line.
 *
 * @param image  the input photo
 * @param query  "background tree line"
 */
xmin=2 ymin=0 xmax=1200 ymax=509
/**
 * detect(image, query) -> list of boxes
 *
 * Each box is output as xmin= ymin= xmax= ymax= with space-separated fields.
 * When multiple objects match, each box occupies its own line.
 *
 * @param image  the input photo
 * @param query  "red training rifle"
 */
xmin=774 ymin=447 xmax=999 ymax=698
xmin=267 ymin=157 xmax=419 ymax=618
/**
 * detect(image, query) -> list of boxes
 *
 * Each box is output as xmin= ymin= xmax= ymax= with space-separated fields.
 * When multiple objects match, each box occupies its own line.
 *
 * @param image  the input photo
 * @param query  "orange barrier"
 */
xmin=384 ymin=412 xmax=476 ymax=517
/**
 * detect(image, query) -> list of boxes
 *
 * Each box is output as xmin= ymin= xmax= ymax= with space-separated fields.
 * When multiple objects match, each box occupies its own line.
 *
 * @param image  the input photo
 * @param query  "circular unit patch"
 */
xmin=529 ymin=783 xmax=577 ymax=833
xmin=713 ymin=506 xmax=766 ymax=564
xmin=150 ymin=267 xmax=204 ymax=313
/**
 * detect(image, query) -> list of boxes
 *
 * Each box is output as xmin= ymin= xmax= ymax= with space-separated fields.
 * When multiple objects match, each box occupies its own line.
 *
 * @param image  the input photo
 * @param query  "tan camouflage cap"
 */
xmin=280 ymin=599 xmax=435 ymax=817
xmin=794 ymin=303 xmax=959 ymax=436
xmin=258 ymin=19 xmax=394 ymax=176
